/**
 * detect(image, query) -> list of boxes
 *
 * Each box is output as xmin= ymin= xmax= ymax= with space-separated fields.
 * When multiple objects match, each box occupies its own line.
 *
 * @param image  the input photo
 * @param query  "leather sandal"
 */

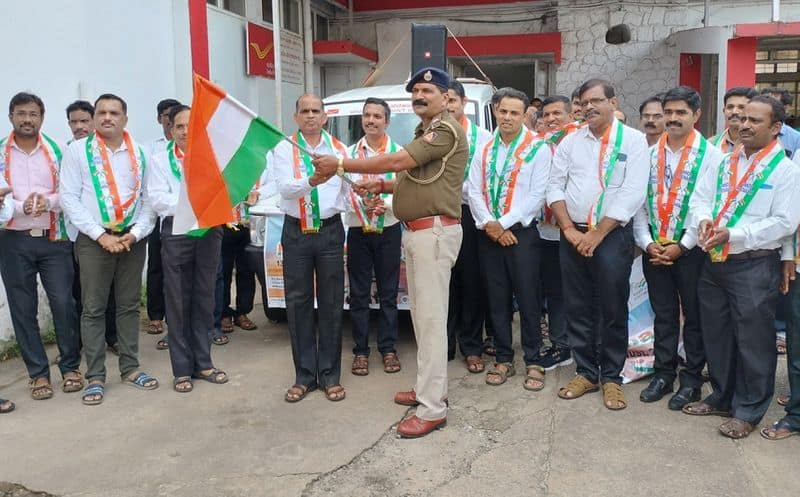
xmin=221 ymin=316 xmax=234 ymax=333
xmin=324 ymin=384 xmax=346 ymax=402
xmin=682 ymin=401 xmax=731 ymax=417
xmin=602 ymin=383 xmax=627 ymax=410
xmin=557 ymin=375 xmax=599 ymax=400
xmin=147 ymin=320 xmax=163 ymax=335
xmin=235 ymin=314 xmax=257 ymax=330
xmin=777 ymin=393 xmax=790 ymax=407
xmin=0 ymin=398 xmax=14 ymax=414
xmin=285 ymin=384 xmax=314 ymax=403
xmin=485 ymin=362 xmax=515 ymax=386
xmin=523 ymin=365 xmax=546 ymax=391
xmin=30 ymin=377 xmax=53 ymax=400
xmin=465 ymin=355 xmax=485 ymax=374
xmin=62 ymin=371 xmax=85 ymax=393
xmin=173 ymin=376 xmax=193 ymax=393
xmin=719 ymin=418 xmax=754 ymax=439
xmin=760 ymin=419 xmax=800 ymax=441
xmin=383 ymin=352 xmax=401 ymax=373
xmin=351 ymin=355 xmax=369 ymax=376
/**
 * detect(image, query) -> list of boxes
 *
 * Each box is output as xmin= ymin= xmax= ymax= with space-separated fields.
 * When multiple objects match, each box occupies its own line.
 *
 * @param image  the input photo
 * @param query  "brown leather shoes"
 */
xmin=397 ymin=415 xmax=447 ymax=438
xmin=394 ymin=390 xmax=419 ymax=406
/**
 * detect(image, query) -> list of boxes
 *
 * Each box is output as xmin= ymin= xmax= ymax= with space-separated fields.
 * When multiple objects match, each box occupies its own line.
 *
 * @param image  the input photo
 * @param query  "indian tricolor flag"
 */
xmin=173 ymin=74 xmax=284 ymax=235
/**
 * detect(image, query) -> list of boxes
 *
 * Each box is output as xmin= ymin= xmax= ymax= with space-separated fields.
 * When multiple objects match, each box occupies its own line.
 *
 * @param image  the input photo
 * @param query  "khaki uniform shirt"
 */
xmin=393 ymin=112 xmax=468 ymax=221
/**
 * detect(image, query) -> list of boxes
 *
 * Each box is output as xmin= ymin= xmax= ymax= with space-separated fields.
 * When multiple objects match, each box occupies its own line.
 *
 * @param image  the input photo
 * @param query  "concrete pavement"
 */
xmin=0 ymin=310 xmax=797 ymax=497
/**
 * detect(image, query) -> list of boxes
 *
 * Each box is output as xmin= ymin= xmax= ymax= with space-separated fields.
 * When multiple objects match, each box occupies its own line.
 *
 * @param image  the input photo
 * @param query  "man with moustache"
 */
xmin=445 ymin=79 xmax=492 ymax=373
xmin=273 ymin=93 xmax=349 ymax=404
xmin=639 ymin=95 xmax=665 ymax=147
xmin=65 ymin=100 xmax=119 ymax=356
xmin=60 ymin=94 xmax=158 ymax=405
xmin=313 ymin=67 xmax=467 ymax=438
xmin=547 ymin=79 xmax=649 ymax=411
xmin=685 ymin=96 xmax=800 ymax=439
xmin=0 ymin=92 xmax=82 ymax=402
xmin=345 ymin=97 xmax=403 ymax=377
xmin=570 ymin=88 xmax=584 ymax=121
xmin=709 ymin=87 xmax=757 ymax=153
xmin=147 ymin=105 xmax=228 ymax=393
xmin=634 ymin=87 xmax=724 ymax=409
xmin=760 ymin=87 xmax=800 ymax=158
xmin=535 ymin=95 xmax=581 ymax=370
xmin=467 ymin=88 xmax=551 ymax=390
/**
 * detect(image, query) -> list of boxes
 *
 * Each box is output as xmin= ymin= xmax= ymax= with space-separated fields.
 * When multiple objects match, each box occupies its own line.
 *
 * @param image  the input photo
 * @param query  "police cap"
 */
xmin=405 ymin=67 xmax=450 ymax=93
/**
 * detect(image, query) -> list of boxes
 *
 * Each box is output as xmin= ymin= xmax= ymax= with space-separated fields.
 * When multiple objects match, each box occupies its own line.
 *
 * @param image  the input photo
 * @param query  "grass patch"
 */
xmin=0 ymin=329 xmax=56 ymax=362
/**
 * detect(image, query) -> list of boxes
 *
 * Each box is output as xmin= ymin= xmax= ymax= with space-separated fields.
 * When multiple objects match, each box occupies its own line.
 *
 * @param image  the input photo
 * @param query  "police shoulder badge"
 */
xmin=423 ymin=131 xmax=438 ymax=143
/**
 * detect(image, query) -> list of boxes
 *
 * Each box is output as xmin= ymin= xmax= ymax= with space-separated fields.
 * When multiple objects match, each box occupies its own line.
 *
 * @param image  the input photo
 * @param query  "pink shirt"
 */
xmin=4 ymin=138 xmax=61 ymax=230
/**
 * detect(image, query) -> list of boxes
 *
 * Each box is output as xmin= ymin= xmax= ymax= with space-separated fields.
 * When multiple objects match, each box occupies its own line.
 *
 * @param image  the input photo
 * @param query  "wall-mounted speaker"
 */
xmin=411 ymin=23 xmax=447 ymax=75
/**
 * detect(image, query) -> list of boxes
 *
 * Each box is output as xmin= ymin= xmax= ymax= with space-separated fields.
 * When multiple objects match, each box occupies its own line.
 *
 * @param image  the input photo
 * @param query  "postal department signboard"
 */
xmin=246 ymin=22 xmax=304 ymax=85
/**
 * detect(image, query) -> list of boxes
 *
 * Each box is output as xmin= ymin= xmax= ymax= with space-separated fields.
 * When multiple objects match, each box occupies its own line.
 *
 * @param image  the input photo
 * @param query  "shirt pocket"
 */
xmin=606 ymin=159 xmax=627 ymax=188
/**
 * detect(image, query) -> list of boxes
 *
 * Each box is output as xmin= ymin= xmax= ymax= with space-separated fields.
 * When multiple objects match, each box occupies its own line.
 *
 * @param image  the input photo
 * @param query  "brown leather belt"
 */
xmin=403 ymin=215 xmax=460 ymax=232
xmin=724 ymin=249 xmax=778 ymax=261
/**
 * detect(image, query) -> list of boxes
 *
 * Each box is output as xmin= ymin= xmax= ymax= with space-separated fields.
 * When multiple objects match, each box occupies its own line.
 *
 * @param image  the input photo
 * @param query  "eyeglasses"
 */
xmin=579 ymin=97 xmax=608 ymax=108
xmin=12 ymin=111 xmax=41 ymax=119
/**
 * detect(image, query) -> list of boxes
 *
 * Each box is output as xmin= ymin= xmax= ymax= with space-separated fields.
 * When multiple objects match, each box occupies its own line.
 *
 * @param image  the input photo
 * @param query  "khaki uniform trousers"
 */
xmin=403 ymin=217 xmax=462 ymax=420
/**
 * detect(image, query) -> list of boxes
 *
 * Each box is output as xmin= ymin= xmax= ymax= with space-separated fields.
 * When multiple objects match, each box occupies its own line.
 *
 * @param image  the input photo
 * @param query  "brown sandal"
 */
xmin=324 ymin=384 xmax=346 ymax=402
xmin=383 ymin=352 xmax=401 ymax=373
xmin=147 ymin=320 xmax=164 ymax=335
xmin=351 ymin=355 xmax=369 ymax=376
xmin=485 ymin=362 xmax=515 ymax=386
xmin=523 ymin=365 xmax=545 ymax=391
xmin=719 ymin=418 xmax=754 ymax=439
xmin=777 ymin=393 xmax=790 ymax=406
xmin=682 ymin=402 xmax=731 ymax=417
xmin=0 ymin=398 xmax=14 ymax=414
xmin=760 ymin=419 xmax=800 ymax=441
xmin=602 ymin=383 xmax=627 ymax=410
xmin=465 ymin=355 xmax=485 ymax=374
xmin=557 ymin=375 xmax=599 ymax=399
xmin=62 ymin=371 xmax=85 ymax=393
xmin=235 ymin=314 xmax=257 ymax=330
xmin=30 ymin=377 xmax=54 ymax=400
xmin=285 ymin=384 xmax=313 ymax=403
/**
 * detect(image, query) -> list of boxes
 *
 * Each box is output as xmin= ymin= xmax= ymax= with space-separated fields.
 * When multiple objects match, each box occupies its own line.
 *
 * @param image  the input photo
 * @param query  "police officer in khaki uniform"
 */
xmin=313 ymin=67 xmax=467 ymax=438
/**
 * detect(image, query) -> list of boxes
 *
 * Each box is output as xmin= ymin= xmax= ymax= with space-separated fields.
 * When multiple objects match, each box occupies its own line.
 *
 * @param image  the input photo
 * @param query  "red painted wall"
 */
xmin=353 ymin=0 xmax=529 ymax=10
xmin=679 ymin=53 xmax=702 ymax=93
xmin=189 ymin=0 xmax=210 ymax=78
xmin=726 ymin=37 xmax=757 ymax=89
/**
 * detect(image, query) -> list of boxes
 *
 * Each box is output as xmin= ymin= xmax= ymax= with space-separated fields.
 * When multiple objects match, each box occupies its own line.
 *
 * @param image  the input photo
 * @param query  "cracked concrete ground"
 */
xmin=1 ymin=311 xmax=798 ymax=497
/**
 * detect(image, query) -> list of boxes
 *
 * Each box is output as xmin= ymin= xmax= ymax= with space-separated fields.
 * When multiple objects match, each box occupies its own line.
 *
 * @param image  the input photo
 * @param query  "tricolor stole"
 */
xmin=348 ymin=135 xmax=397 ymax=233
xmin=480 ymin=127 xmax=546 ymax=219
xmin=460 ymin=116 xmax=478 ymax=180
xmin=233 ymin=177 xmax=261 ymax=224
xmin=587 ymin=118 xmax=624 ymax=229
xmin=709 ymin=140 xmax=784 ymax=262
xmin=712 ymin=129 xmax=733 ymax=154
xmin=85 ymin=131 xmax=147 ymax=232
xmin=646 ymin=130 xmax=707 ymax=245
xmin=0 ymin=132 xmax=68 ymax=240
xmin=292 ymin=130 xmax=347 ymax=233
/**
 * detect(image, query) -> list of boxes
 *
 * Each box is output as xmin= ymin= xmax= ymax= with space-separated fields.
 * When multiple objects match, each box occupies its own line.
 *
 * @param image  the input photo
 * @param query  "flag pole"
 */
xmin=281 ymin=136 xmax=357 ymax=187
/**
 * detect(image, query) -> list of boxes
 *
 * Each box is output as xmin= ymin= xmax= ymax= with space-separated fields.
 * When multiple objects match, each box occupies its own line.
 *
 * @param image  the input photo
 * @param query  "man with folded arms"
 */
xmin=147 ymin=105 xmax=228 ymax=393
xmin=547 ymin=79 xmax=649 ymax=411
xmin=467 ymin=88 xmax=551 ymax=391
xmin=0 ymin=92 xmax=82 ymax=403
xmin=684 ymin=95 xmax=800 ymax=439
xmin=345 ymin=97 xmax=403 ymax=377
xmin=60 ymin=94 xmax=158 ymax=405
xmin=634 ymin=86 xmax=723 ymax=410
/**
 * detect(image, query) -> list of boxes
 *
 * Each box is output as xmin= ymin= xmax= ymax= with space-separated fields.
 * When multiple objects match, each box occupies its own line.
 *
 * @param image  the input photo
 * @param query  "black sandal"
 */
xmin=194 ymin=369 xmax=228 ymax=384
xmin=0 ymin=398 xmax=15 ymax=414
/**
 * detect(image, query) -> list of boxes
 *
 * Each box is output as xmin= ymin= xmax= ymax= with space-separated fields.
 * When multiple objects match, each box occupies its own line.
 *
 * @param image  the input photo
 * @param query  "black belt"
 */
xmin=104 ymin=225 xmax=134 ymax=235
xmin=5 ymin=228 xmax=51 ymax=238
xmin=573 ymin=223 xmax=590 ymax=233
xmin=724 ymin=249 xmax=778 ymax=261
xmin=284 ymin=215 xmax=341 ymax=228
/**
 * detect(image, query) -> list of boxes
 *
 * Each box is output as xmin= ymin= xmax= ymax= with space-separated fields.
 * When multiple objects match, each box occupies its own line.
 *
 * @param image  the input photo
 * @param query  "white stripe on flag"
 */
xmin=206 ymin=97 xmax=253 ymax=172
xmin=172 ymin=173 xmax=199 ymax=235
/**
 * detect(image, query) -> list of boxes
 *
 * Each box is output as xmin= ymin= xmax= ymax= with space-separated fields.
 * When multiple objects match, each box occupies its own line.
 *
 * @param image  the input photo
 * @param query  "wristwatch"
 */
xmin=336 ymin=157 xmax=345 ymax=177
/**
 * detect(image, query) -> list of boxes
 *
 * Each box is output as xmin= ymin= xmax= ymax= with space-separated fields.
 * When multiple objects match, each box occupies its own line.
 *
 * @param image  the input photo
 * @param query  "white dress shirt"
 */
xmin=344 ymin=137 xmax=400 ymax=228
xmin=461 ymin=118 xmax=493 ymax=204
xmin=633 ymin=134 xmax=725 ymax=251
xmin=467 ymin=128 xmax=552 ymax=230
xmin=546 ymin=118 xmax=649 ymax=226
xmin=269 ymin=134 xmax=349 ymax=220
xmin=146 ymin=147 xmax=181 ymax=218
xmin=0 ymin=176 xmax=13 ymax=223
xmin=59 ymin=135 xmax=156 ymax=242
xmin=690 ymin=145 xmax=800 ymax=255
xmin=149 ymin=137 xmax=169 ymax=159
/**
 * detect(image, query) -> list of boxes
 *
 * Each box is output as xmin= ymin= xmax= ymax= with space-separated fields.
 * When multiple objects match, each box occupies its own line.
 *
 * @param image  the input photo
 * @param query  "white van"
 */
xmin=247 ymin=78 xmax=496 ymax=319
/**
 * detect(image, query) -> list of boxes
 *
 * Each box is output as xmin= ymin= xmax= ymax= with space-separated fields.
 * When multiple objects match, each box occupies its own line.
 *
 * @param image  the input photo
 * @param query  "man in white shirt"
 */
xmin=446 ymin=79 xmax=493 ymax=373
xmin=145 ymin=98 xmax=181 ymax=339
xmin=638 ymin=95 xmax=665 ymax=147
xmin=547 ymin=79 xmax=649 ymax=411
xmin=468 ymin=88 xmax=551 ymax=390
xmin=633 ymin=87 xmax=724 ymax=410
xmin=345 ymin=98 xmax=403 ymax=377
xmin=60 ymin=94 xmax=158 ymax=405
xmin=147 ymin=105 xmax=228 ymax=392
xmin=684 ymin=96 xmax=800 ymax=439
xmin=273 ymin=93 xmax=349 ymax=403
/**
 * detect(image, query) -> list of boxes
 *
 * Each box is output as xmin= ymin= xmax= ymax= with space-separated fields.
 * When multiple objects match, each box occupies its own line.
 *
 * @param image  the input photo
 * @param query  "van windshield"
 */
xmin=326 ymin=99 xmax=479 ymax=148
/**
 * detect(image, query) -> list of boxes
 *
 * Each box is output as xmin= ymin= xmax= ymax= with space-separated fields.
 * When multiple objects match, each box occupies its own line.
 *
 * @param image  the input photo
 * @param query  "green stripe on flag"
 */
xmin=221 ymin=116 xmax=284 ymax=206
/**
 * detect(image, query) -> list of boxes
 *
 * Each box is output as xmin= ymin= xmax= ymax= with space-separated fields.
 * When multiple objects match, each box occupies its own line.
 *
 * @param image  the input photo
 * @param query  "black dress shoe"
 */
xmin=640 ymin=377 xmax=674 ymax=403
xmin=668 ymin=385 xmax=701 ymax=411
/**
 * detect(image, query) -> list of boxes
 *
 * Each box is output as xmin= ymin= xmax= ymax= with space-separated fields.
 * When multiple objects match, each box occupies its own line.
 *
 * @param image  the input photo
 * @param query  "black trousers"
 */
xmin=698 ymin=253 xmax=780 ymax=424
xmin=73 ymin=258 xmax=117 ymax=347
xmin=560 ymin=225 xmax=634 ymax=384
xmin=447 ymin=204 xmax=488 ymax=358
xmin=539 ymin=238 xmax=567 ymax=349
xmin=642 ymin=247 xmax=705 ymax=388
xmin=0 ymin=231 xmax=80 ymax=379
xmin=783 ymin=275 xmax=800 ymax=429
xmin=346 ymin=223 xmax=401 ymax=357
xmin=146 ymin=221 xmax=165 ymax=321
xmin=479 ymin=225 xmax=542 ymax=365
xmin=161 ymin=218 xmax=222 ymax=378
xmin=282 ymin=215 xmax=344 ymax=388
xmin=222 ymin=224 xmax=255 ymax=318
